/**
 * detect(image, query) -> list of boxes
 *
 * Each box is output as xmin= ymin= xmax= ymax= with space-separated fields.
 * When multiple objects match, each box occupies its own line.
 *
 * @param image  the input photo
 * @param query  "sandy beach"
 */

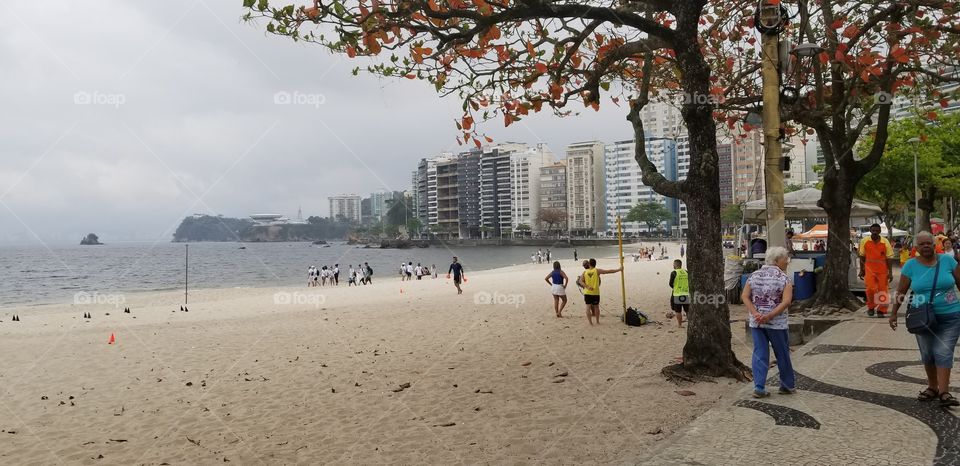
xmin=0 ymin=250 xmax=749 ymax=464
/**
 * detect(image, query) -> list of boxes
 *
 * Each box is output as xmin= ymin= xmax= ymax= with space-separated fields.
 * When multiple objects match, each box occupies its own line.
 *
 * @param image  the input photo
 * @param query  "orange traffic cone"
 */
xmin=108 ymin=333 xmax=116 ymax=345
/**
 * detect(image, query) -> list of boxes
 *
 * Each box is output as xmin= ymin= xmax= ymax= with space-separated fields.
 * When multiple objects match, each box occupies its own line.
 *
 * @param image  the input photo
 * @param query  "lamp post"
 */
xmin=908 ymin=137 xmax=921 ymax=235
xmin=755 ymin=0 xmax=787 ymax=249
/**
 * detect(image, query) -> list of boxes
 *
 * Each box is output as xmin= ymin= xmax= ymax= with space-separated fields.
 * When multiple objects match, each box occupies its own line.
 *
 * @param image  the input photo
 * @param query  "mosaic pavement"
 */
xmin=642 ymin=320 xmax=959 ymax=466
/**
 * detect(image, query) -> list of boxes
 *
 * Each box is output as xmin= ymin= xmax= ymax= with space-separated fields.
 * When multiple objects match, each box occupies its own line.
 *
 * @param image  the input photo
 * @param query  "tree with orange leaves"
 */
xmin=244 ymin=0 xmax=960 ymax=378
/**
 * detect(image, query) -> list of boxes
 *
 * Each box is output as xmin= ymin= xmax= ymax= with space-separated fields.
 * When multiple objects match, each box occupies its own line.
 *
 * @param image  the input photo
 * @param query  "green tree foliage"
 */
xmin=384 ymin=197 xmax=416 ymax=227
xmin=625 ymin=201 xmax=672 ymax=232
xmin=858 ymin=112 xmax=960 ymax=232
xmin=721 ymin=203 xmax=743 ymax=227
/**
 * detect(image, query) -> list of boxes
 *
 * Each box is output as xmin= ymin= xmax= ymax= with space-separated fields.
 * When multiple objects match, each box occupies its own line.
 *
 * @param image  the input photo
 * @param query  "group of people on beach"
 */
xmin=530 ymin=249 xmax=552 ymax=264
xmin=307 ymin=263 xmax=374 ymax=287
xmin=399 ymin=262 xmax=438 ymax=281
xmin=543 ymin=258 xmax=625 ymax=325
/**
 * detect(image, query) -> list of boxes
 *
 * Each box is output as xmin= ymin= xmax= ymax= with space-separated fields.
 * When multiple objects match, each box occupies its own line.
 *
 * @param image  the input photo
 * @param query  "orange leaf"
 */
xmin=842 ymin=24 xmax=859 ymax=39
xmin=346 ymin=45 xmax=357 ymax=58
xmin=484 ymin=136 xmax=494 ymax=143
xmin=428 ymin=0 xmax=439 ymax=11
xmin=504 ymin=113 xmax=514 ymax=127
xmin=927 ymin=111 xmax=938 ymax=120
xmin=462 ymin=116 xmax=474 ymax=131
xmin=474 ymin=138 xmax=482 ymax=149
xmin=405 ymin=74 xmax=416 ymax=79
xmin=535 ymin=63 xmax=548 ymax=74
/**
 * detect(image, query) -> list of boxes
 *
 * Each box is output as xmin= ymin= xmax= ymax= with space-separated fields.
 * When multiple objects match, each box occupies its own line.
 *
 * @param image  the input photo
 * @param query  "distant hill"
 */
xmin=173 ymin=215 xmax=254 ymax=242
xmin=172 ymin=215 xmax=352 ymax=242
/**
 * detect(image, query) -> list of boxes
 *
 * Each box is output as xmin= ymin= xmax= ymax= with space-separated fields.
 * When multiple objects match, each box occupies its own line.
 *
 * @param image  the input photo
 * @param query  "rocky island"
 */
xmin=80 ymin=233 xmax=103 ymax=245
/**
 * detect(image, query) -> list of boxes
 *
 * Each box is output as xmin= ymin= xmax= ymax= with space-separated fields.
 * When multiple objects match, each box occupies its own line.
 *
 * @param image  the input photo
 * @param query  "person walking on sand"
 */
xmin=669 ymin=259 xmax=690 ymax=327
xmin=680 ymin=245 xmax=685 ymax=258
xmin=859 ymin=223 xmax=895 ymax=317
xmin=573 ymin=249 xmax=578 ymax=261
xmin=544 ymin=261 xmax=569 ymax=317
xmin=348 ymin=265 xmax=356 ymax=286
xmin=431 ymin=264 xmax=438 ymax=279
xmin=364 ymin=262 xmax=373 ymax=285
xmin=333 ymin=264 xmax=340 ymax=286
xmin=741 ymin=246 xmax=796 ymax=398
xmin=578 ymin=258 xmax=623 ymax=325
xmin=307 ymin=266 xmax=315 ymax=287
xmin=447 ymin=256 xmax=465 ymax=295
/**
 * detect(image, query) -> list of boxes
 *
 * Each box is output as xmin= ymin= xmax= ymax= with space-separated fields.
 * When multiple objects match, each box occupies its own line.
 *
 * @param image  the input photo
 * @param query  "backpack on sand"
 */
xmin=625 ymin=307 xmax=648 ymax=327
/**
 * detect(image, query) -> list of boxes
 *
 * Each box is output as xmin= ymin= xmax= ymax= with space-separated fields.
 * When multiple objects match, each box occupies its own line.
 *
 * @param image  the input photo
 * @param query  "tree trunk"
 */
xmin=918 ymin=189 xmax=935 ymax=233
xmin=810 ymin=171 xmax=861 ymax=311
xmin=678 ymin=187 xmax=748 ymax=379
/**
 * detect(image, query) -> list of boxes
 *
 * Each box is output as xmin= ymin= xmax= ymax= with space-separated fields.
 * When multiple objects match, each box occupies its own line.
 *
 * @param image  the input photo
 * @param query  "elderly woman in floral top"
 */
xmin=741 ymin=246 xmax=795 ymax=398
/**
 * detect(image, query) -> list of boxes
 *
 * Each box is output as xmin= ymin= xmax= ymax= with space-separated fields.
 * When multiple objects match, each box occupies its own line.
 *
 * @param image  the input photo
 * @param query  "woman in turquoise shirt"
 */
xmin=889 ymin=231 xmax=960 ymax=407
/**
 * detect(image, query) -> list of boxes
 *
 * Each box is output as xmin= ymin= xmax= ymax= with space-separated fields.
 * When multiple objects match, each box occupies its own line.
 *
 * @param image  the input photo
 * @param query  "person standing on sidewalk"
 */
xmin=859 ymin=223 xmax=895 ymax=317
xmin=741 ymin=246 xmax=795 ymax=398
xmin=888 ymin=231 xmax=960 ymax=407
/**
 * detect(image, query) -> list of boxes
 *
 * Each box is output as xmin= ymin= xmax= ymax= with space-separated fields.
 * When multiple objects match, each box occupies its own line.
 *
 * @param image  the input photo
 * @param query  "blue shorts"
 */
xmin=915 ymin=311 xmax=960 ymax=368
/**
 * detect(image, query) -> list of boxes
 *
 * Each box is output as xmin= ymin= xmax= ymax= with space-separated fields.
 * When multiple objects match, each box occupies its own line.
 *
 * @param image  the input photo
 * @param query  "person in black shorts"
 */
xmin=447 ymin=256 xmax=465 ymax=295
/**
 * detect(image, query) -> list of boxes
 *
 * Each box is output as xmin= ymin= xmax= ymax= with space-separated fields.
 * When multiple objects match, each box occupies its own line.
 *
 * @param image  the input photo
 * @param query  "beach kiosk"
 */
xmin=729 ymin=188 xmax=885 ymax=300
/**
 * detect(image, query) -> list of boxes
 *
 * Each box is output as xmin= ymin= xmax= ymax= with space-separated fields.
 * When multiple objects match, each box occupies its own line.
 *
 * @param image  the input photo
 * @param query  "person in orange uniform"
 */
xmin=859 ymin=224 xmax=895 ymax=317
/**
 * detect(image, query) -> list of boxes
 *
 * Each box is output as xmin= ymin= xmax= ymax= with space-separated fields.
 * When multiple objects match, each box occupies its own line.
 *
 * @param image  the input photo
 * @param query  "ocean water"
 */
xmin=0 ymin=241 xmax=620 ymax=307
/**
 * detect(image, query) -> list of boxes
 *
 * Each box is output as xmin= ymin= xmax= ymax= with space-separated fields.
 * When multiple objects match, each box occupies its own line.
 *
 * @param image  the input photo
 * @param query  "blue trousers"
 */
xmin=751 ymin=327 xmax=795 ymax=392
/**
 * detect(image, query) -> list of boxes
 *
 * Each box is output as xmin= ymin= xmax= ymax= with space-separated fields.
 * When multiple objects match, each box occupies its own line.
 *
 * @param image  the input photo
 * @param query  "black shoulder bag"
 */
xmin=905 ymin=258 xmax=940 ymax=334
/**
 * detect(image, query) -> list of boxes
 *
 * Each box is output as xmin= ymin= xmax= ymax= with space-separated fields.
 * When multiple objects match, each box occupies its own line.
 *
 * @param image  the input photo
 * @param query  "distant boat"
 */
xmin=238 ymin=246 xmax=246 ymax=249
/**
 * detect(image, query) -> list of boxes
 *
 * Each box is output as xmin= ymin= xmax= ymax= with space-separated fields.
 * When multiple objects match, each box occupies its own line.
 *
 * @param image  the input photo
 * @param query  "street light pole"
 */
xmin=756 ymin=1 xmax=786 ymax=249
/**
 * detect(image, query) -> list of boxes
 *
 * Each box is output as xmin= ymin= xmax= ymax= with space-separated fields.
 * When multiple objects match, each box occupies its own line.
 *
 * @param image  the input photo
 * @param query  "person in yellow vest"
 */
xmin=577 ymin=258 xmax=623 ymax=325
xmin=669 ymin=259 xmax=690 ymax=327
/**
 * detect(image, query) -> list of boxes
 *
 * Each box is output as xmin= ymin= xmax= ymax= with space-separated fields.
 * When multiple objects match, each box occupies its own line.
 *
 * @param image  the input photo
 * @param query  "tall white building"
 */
xmin=329 ymin=194 xmax=362 ymax=223
xmin=510 ymin=144 xmax=554 ymax=234
xmin=565 ymin=141 xmax=607 ymax=235
xmin=604 ymin=138 xmax=678 ymax=235
xmin=369 ymin=190 xmax=394 ymax=222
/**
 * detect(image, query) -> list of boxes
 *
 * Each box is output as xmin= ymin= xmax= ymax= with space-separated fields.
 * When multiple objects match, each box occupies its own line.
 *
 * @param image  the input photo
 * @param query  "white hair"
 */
xmin=765 ymin=246 xmax=790 ymax=265
xmin=916 ymin=231 xmax=934 ymax=242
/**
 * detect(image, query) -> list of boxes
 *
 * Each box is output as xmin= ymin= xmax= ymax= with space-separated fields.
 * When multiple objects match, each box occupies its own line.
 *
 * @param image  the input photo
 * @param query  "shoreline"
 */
xmin=2 ymin=244 xmax=649 ymax=312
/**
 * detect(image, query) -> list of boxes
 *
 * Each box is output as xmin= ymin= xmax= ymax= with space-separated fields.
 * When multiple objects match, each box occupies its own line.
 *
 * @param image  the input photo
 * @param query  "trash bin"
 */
xmin=794 ymin=270 xmax=816 ymax=300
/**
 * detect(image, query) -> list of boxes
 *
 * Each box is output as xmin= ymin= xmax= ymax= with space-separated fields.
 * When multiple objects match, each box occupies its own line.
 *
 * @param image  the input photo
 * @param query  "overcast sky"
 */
xmin=0 ymin=0 xmax=635 ymax=244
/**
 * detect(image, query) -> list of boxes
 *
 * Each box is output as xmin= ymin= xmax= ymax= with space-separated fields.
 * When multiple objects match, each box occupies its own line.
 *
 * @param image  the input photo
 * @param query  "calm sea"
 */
xmin=0 ymin=241 xmax=620 ymax=307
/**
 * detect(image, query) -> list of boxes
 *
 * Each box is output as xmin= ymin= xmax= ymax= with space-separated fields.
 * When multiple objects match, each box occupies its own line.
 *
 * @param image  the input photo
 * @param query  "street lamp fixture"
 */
xmin=791 ymin=43 xmax=825 ymax=57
